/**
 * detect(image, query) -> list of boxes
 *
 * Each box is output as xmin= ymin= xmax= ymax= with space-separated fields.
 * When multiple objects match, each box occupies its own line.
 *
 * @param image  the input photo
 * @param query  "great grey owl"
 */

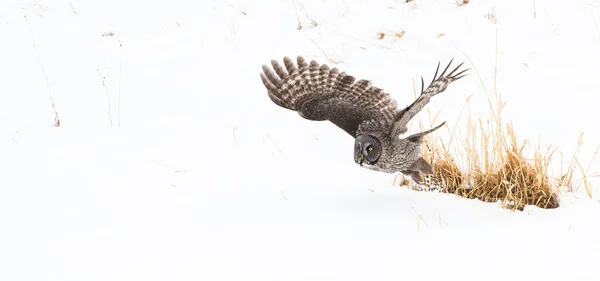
xmin=259 ymin=56 xmax=468 ymax=183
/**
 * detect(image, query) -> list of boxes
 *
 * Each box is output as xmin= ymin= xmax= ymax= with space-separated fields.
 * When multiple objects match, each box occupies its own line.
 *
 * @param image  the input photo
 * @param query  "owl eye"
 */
xmin=367 ymin=146 xmax=374 ymax=152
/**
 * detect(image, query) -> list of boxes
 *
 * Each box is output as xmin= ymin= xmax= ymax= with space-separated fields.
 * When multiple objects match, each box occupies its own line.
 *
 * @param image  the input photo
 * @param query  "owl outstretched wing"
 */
xmin=260 ymin=56 xmax=398 ymax=137
xmin=389 ymin=59 xmax=468 ymax=138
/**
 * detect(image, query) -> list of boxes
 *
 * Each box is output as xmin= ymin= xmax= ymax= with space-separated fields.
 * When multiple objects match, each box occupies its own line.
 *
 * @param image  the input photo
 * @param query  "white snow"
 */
xmin=1 ymin=0 xmax=600 ymax=280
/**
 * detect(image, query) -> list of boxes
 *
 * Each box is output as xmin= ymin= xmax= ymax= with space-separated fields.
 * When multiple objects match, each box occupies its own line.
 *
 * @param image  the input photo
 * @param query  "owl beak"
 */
xmin=358 ymin=153 xmax=364 ymax=165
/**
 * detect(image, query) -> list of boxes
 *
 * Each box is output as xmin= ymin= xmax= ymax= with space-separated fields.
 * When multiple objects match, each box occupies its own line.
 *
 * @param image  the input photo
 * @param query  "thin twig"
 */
xmin=295 ymin=0 xmax=318 ymax=27
xmin=591 ymin=10 xmax=600 ymax=41
xmin=118 ymin=40 xmax=123 ymax=127
xmin=97 ymin=69 xmax=113 ymax=127
xmin=68 ymin=1 xmax=77 ymax=15
xmin=586 ymin=144 xmax=600 ymax=173
xmin=232 ymin=126 xmax=238 ymax=147
xmin=410 ymin=205 xmax=429 ymax=230
xmin=291 ymin=0 xmax=302 ymax=29
xmin=438 ymin=213 xmax=449 ymax=226
xmin=309 ymin=39 xmax=343 ymax=64
xmin=24 ymin=14 xmax=60 ymax=126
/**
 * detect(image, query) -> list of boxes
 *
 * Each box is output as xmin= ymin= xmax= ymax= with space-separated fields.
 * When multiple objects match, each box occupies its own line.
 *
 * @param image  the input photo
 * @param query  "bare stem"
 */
xmin=118 ymin=40 xmax=123 ymax=127
xmin=24 ymin=14 xmax=60 ymax=127
xmin=97 ymin=69 xmax=113 ymax=127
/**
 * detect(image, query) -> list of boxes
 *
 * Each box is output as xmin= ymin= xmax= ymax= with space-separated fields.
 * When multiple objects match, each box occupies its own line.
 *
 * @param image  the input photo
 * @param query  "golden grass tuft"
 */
xmin=419 ymin=121 xmax=560 ymax=211
xmin=407 ymin=57 xmax=569 ymax=211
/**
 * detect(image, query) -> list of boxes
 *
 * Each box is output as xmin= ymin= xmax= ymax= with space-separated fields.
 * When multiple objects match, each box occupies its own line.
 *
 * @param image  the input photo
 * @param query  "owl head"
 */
xmin=354 ymin=135 xmax=383 ymax=166
xmin=353 ymin=130 xmax=430 ymax=171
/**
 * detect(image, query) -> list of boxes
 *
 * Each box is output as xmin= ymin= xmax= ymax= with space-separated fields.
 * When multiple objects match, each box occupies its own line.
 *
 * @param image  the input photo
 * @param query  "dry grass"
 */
xmin=403 ymin=56 xmax=591 ymax=211
xmin=376 ymin=29 xmax=405 ymax=40
xmin=417 ymin=117 xmax=561 ymax=211
xmin=456 ymin=0 xmax=469 ymax=6
xmin=24 ymin=14 xmax=60 ymax=127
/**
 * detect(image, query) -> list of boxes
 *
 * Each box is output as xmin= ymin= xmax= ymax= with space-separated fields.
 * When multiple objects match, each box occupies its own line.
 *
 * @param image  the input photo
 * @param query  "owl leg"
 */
xmin=403 ymin=170 xmax=423 ymax=184
xmin=409 ymin=157 xmax=433 ymax=174
xmin=402 ymin=157 xmax=434 ymax=184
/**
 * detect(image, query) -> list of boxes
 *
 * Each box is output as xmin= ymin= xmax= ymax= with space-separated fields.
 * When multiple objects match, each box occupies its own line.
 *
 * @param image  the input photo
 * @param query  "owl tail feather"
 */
xmin=406 ymin=121 xmax=446 ymax=143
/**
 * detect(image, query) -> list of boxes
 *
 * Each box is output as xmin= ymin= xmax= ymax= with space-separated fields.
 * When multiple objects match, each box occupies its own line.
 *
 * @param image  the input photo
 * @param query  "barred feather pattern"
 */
xmin=260 ymin=55 xmax=468 ymax=184
xmin=260 ymin=56 xmax=399 ymax=136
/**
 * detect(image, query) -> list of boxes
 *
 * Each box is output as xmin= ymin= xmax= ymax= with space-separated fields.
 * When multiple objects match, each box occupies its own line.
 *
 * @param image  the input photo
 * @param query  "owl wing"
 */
xmin=389 ymin=59 xmax=468 ymax=138
xmin=260 ymin=56 xmax=398 ymax=137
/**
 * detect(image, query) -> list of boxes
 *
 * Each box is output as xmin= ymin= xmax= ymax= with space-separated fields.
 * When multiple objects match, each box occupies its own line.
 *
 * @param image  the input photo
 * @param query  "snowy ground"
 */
xmin=1 ymin=0 xmax=600 ymax=280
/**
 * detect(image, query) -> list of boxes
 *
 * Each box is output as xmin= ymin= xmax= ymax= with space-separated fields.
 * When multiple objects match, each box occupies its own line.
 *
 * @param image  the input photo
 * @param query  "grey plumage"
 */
xmin=260 ymin=56 xmax=468 ymax=183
